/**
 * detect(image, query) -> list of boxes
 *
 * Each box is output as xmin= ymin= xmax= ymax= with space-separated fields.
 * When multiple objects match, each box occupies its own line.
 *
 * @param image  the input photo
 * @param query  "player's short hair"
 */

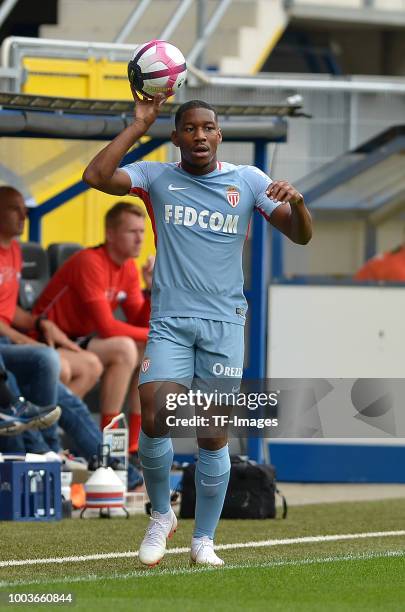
xmin=105 ymin=201 xmax=145 ymax=229
xmin=175 ymin=100 xmax=218 ymax=127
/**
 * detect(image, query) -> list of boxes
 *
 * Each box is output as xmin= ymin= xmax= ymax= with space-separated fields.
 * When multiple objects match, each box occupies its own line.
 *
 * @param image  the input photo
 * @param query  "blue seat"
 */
xmin=19 ymin=241 xmax=50 ymax=310
xmin=47 ymin=242 xmax=82 ymax=276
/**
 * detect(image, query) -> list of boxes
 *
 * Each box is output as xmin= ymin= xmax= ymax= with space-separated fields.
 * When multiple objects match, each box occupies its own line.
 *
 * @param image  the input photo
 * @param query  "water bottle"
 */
xmin=29 ymin=470 xmax=45 ymax=518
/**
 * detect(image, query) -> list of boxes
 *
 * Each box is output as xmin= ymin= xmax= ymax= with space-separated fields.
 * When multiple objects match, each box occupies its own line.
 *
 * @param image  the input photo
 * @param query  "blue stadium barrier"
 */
xmin=269 ymin=442 xmax=405 ymax=483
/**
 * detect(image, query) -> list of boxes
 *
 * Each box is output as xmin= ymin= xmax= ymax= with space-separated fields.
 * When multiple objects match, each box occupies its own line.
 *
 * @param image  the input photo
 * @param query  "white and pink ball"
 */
xmin=128 ymin=39 xmax=187 ymax=99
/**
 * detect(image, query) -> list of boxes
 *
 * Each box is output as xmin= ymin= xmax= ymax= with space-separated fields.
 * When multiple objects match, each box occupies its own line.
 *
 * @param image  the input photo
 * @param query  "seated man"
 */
xmin=0 ymin=349 xmax=143 ymax=489
xmin=355 ymin=243 xmax=405 ymax=281
xmin=0 ymin=361 xmax=60 ymax=439
xmin=0 ymin=186 xmax=102 ymax=399
xmin=34 ymin=201 xmax=152 ymax=456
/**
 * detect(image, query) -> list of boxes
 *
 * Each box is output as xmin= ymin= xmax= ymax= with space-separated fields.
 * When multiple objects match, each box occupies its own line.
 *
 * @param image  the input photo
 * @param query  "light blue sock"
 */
xmin=194 ymin=445 xmax=231 ymax=539
xmin=138 ymin=430 xmax=173 ymax=514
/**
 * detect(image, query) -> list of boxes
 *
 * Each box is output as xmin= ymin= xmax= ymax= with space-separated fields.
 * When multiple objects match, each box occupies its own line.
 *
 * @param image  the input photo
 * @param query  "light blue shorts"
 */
xmin=139 ymin=317 xmax=244 ymax=389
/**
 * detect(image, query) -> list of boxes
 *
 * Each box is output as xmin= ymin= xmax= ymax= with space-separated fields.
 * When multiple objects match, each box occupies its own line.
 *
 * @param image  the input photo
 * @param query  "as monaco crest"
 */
xmin=141 ymin=358 xmax=151 ymax=373
xmin=226 ymin=186 xmax=240 ymax=208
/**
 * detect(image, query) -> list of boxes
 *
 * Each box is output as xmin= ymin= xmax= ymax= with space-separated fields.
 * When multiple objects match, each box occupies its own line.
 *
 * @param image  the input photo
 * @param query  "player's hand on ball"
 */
xmin=266 ymin=180 xmax=303 ymax=206
xmin=132 ymin=90 xmax=166 ymax=127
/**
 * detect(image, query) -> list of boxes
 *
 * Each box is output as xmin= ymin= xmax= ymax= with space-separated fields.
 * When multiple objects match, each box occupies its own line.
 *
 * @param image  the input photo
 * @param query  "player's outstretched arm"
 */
xmin=267 ymin=180 xmax=312 ymax=245
xmin=82 ymin=93 xmax=166 ymax=196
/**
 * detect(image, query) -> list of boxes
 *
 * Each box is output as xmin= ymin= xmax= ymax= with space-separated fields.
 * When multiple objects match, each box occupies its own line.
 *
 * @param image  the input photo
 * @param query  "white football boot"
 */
xmin=139 ymin=508 xmax=177 ymax=567
xmin=190 ymin=536 xmax=225 ymax=567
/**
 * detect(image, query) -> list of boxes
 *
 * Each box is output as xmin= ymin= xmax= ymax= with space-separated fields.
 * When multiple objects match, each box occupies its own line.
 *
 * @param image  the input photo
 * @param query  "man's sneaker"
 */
xmin=190 ymin=536 xmax=225 ymax=567
xmin=0 ymin=398 xmax=61 ymax=436
xmin=139 ymin=508 xmax=177 ymax=567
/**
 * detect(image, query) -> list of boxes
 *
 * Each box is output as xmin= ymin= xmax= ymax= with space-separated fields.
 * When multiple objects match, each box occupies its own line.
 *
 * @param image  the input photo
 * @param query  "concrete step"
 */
xmin=40 ymin=0 xmax=282 ymax=73
xmin=221 ymin=0 xmax=288 ymax=74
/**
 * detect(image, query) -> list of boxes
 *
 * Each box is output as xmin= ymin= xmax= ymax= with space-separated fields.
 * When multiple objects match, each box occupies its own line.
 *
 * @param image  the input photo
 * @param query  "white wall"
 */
xmin=267 ymin=285 xmax=405 ymax=377
xmin=377 ymin=218 xmax=405 ymax=253
xmin=283 ymin=220 xmax=365 ymax=276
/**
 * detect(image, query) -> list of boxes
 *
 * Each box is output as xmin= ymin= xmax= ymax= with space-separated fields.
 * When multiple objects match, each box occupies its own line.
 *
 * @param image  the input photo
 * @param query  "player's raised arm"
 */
xmin=82 ymin=92 xmax=166 ymax=196
xmin=266 ymin=180 xmax=312 ymax=245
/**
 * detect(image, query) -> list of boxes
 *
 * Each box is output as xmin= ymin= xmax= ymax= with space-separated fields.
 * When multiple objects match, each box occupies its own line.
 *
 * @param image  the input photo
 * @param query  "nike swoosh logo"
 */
xmin=168 ymin=184 xmax=188 ymax=191
xmin=201 ymin=480 xmax=224 ymax=487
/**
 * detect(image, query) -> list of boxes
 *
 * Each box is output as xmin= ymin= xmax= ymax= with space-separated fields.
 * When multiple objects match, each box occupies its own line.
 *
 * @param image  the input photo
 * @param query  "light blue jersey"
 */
xmin=122 ymin=161 xmax=280 ymax=325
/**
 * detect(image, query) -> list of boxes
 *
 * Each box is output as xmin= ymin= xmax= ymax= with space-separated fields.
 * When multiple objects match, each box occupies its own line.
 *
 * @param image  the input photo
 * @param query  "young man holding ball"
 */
xmin=83 ymin=94 xmax=312 ymax=567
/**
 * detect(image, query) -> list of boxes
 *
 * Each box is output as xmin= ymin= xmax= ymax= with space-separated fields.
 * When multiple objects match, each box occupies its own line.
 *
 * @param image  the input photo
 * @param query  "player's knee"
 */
xmin=140 ymin=417 xmax=155 ymax=438
xmin=140 ymin=405 xmax=159 ymax=437
xmin=140 ymin=396 xmax=166 ymax=437
xmin=198 ymin=437 xmax=228 ymax=451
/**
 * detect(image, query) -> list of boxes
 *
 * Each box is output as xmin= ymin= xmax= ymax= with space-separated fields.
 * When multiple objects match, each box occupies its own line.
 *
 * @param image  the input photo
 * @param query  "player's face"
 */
xmin=0 ymin=190 xmax=28 ymax=240
xmin=171 ymin=108 xmax=222 ymax=175
xmin=107 ymin=212 xmax=145 ymax=259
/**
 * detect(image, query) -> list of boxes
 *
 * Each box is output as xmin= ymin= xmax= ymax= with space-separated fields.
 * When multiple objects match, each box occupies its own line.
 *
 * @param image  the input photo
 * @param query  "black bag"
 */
xmin=179 ymin=455 xmax=287 ymax=520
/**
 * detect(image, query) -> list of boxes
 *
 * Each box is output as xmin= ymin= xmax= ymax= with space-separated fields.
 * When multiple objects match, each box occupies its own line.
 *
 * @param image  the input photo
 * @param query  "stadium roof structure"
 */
xmin=0 ymin=91 xmax=303 ymax=140
xmin=0 ymin=89 xmax=304 ymax=242
xmin=297 ymin=126 xmax=405 ymax=224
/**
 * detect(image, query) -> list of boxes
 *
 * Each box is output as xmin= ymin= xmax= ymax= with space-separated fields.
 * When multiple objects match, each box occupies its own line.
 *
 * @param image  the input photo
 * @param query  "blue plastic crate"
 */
xmin=0 ymin=461 xmax=62 ymax=521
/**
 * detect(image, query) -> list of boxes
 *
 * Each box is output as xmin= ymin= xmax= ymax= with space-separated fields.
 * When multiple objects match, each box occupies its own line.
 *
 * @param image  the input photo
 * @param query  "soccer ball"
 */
xmin=127 ymin=39 xmax=187 ymax=99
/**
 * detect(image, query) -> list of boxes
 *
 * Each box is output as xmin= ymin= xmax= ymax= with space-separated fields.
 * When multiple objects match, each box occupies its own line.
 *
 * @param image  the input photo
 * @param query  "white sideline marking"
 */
xmin=0 ymin=530 xmax=404 ymax=569
xmin=0 ymin=550 xmax=404 ymax=588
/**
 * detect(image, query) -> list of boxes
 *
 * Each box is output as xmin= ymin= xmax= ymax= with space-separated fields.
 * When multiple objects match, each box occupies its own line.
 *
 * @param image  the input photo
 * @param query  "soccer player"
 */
xmin=83 ymin=95 xmax=312 ymax=567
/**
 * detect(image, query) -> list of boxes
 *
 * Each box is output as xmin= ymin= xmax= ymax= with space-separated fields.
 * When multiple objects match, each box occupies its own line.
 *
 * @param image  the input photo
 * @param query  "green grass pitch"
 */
xmin=0 ymin=499 xmax=404 ymax=611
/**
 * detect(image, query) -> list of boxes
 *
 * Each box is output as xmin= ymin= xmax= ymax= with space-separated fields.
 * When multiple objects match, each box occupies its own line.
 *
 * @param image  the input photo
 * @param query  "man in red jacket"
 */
xmin=34 ymin=201 xmax=153 ymax=454
xmin=354 ymin=245 xmax=405 ymax=281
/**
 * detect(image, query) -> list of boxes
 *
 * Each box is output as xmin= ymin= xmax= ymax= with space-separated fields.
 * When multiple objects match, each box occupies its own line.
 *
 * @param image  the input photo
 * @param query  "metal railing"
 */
xmin=1 ymin=37 xmax=136 ymax=92
xmin=187 ymin=67 xmax=405 ymax=94
xmin=113 ymin=0 xmax=233 ymax=67
xmin=0 ymin=0 xmax=19 ymax=30
xmin=285 ymin=0 xmax=405 ymax=9
xmin=187 ymin=0 xmax=232 ymax=65
xmin=3 ymin=36 xmax=405 ymax=182
xmin=113 ymin=0 xmax=152 ymax=43
xmin=4 ymin=35 xmax=405 ymax=95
